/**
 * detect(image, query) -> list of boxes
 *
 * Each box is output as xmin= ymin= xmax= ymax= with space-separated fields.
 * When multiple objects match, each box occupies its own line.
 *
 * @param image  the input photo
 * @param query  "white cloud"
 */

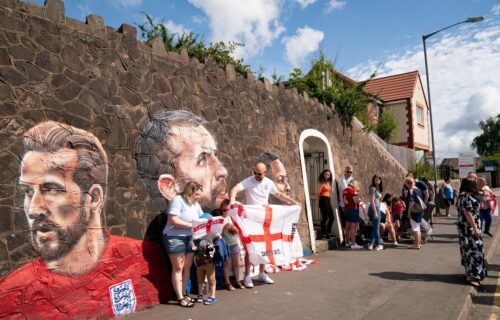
xmin=192 ymin=15 xmax=208 ymax=25
xmin=282 ymin=26 xmax=324 ymax=66
xmin=296 ymin=0 xmax=316 ymax=8
xmin=347 ymin=23 xmax=500 ymax=160
xmin=325 ymin=0 xmax=346 ymax=13
xmin=115 ymin=0 xmax=142 ymax=7
xmin=492 ymin=4 xmax=500 ymax=15
xmin=187 ymin=0 xmax=285 ymax=58
xmin=164 ymin=20 xmax=190 ymax=36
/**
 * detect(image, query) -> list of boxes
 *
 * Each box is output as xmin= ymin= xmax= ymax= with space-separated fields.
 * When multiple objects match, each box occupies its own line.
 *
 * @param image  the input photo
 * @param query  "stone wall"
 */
xmin=0 ymin=0 xmax=407 ymax=316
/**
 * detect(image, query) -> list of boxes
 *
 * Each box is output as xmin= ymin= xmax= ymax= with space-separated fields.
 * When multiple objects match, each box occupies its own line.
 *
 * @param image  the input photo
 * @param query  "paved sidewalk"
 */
xmin=129 ymin=189 xmax=500 ymax=320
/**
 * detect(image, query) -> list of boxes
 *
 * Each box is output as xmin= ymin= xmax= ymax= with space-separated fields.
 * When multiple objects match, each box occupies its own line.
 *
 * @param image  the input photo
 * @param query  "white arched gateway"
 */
xmin=299 ymin=129 xmax=342 ymax=252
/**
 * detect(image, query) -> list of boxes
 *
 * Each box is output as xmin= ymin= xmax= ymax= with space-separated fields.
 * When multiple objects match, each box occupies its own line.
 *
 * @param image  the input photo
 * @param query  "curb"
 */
xmin=456 ymin=190 xmax=500 ymax=320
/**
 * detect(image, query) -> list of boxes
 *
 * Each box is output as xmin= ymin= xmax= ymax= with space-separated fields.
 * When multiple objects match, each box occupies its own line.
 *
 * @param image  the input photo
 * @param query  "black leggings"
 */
xmin=319 ymin=196 xmax=335 ymax=236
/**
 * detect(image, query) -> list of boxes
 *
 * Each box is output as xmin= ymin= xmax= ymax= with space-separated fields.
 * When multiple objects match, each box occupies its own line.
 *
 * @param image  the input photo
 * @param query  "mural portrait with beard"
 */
xmin=135 ymin=109 xmax=229 ymax=214
xmin=0 ymin=121 xmax=170 ymax=319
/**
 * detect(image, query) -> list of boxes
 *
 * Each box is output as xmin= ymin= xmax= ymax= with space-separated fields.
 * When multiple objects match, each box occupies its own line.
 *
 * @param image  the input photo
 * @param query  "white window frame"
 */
xmin=416 ymin=106 xmax=424 ymax=125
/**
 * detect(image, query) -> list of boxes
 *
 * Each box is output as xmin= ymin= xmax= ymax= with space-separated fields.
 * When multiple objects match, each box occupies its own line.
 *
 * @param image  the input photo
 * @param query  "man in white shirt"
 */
xmin=229 ymin=162 xmax=300 ymax=287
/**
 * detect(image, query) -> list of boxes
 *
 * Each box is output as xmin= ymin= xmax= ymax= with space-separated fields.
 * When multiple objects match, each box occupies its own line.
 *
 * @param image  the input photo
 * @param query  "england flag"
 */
xmin=229 ymin=203 xmax=301 ymax=266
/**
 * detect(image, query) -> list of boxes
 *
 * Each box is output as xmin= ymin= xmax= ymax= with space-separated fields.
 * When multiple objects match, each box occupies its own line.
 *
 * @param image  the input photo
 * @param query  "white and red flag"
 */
xmin=229 ymin=203 xmax=301 ymax=266
xmin=192 ymin=217 xmax=226 ymax=240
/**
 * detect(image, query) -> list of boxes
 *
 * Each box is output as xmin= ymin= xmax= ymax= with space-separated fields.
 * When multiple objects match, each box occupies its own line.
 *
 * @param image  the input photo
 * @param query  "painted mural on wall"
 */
xmin=135 ymin=109 xmax=228 ymax=213
xmin=256 ymin=152 xmax=291 ymax=196
xmin=0 ymin=121 xmax=170 ymax=319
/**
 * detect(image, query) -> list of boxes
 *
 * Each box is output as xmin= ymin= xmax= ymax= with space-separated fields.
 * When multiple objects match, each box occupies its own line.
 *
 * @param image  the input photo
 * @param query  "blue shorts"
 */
xmin=163 ymin=235 xmax=193 ymax=254
xmin=229 ymin=244 xmax=240 ymax=254
xmin=345 ymin=208 xmax=359 ymax=223
xmin=393 ymin=214 xmax=401 ymax=221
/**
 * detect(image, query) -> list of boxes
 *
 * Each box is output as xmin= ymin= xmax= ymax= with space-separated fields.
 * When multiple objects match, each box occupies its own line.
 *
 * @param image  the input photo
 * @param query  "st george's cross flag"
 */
xmin=229 ymin=203 xmax=301 ymax=266
xmin=192 ymin=217 xmax=226 ymax=240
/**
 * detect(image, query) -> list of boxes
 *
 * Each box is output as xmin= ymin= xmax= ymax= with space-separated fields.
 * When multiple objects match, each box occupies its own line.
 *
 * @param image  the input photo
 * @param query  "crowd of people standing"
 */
xmin=163 ymin=162 xmax=497 ymax=308
xmin=317 ymin=166 xmax=496 ymax=288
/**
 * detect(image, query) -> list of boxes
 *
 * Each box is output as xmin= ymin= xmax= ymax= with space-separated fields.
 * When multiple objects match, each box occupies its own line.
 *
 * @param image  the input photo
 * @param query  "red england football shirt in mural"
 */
xmin=0 ymin=234 xmax=171 ymax=319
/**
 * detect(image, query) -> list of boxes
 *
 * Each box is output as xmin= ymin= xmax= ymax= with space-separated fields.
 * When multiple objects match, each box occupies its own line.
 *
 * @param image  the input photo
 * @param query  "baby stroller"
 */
xmin=356 ymin=202 xmax=373 ymax=245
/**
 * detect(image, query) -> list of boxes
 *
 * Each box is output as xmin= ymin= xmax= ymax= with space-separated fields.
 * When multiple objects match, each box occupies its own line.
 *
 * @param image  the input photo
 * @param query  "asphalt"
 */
xmin=128 ymin=189 xmax=500 ymax=320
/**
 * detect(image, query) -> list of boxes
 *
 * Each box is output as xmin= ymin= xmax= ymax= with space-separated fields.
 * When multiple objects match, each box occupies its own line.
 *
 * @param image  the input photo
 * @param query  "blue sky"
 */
xmin=32 ymin=0 xmax=500 ymax=160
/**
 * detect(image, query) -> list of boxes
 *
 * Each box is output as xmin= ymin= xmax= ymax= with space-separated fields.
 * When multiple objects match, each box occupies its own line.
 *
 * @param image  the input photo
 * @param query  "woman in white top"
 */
xmin=162 ymin=181 xmax=204 ymax=308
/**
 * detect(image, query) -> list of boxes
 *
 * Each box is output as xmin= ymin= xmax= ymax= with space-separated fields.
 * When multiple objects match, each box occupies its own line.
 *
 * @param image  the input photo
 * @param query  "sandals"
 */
xmin=226 ymin=283 xmax=236 ymax=291
xmin=178 ymin=296 xmax=195 ymax=308
xmin=408 ymin=245 xmax=421 ymax=250
xmin=235 ymin=282 xmax=245 ymax=289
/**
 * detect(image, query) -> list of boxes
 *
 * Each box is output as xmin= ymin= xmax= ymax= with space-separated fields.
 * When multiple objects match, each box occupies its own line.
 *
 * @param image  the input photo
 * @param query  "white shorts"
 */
xmin=410 ymin=219 xmax=420 ymax=232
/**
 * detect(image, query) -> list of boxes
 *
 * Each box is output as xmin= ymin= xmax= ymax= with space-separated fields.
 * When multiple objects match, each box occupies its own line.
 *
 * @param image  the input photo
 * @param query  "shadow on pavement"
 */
xmin=431 ymin=233 xmax=459 ymax=240
xmin=369 ymin=271 xmax=466 ymax=285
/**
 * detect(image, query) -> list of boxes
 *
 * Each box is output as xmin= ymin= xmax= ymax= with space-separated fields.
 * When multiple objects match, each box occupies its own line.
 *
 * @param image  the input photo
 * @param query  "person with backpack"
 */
xmin=406 ymin=177 xmax=425 ymax=249
xmin=194 ymin=236 xmax=218 ymax=305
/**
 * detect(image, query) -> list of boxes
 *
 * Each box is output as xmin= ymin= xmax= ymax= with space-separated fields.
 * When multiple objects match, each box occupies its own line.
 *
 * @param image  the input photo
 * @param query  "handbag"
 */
xmin=409 ymin=190 xmax=426 ymax=214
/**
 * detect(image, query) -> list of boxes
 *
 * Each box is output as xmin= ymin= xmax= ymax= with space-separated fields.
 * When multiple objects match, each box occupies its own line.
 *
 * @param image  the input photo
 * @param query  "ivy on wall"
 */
xmin=136 ymin=14 xmax=251 ymax=76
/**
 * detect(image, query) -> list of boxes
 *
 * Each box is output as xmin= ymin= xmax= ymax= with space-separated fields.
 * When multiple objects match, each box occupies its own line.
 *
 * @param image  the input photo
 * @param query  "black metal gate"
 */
xmin=304 ymin=151 xmax=325 ymax=226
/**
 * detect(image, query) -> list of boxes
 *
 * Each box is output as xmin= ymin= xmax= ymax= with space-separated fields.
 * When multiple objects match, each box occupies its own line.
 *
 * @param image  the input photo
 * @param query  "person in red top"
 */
xmin=391 ymin=196 xmax=406 ymax=241
xmin=342 ymin=180 xmax=363 ymax=249
xmin=0 ymin=122 xmax=170 ymax=319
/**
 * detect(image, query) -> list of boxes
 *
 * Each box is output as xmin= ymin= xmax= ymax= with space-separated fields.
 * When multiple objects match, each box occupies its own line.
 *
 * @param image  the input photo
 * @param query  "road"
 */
xmin=129 ymin=189 xmax=500 ymax=320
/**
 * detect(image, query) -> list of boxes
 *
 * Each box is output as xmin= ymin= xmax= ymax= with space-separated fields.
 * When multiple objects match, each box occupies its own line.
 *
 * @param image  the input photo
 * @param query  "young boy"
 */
xmin=194 ymin=236 xmax=217 ymax=305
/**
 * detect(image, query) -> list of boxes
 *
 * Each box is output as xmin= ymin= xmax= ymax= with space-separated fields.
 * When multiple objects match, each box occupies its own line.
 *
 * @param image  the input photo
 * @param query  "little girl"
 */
xmin=391 ymin=196 xmax=406 ymax=241
xmin=220 ymin=200 xmax=245 ymax=290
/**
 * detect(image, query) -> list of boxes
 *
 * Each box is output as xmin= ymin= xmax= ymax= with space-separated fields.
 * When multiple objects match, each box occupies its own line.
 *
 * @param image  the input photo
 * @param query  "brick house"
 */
xmin=364 ymin=70 xmax=430 ymax=153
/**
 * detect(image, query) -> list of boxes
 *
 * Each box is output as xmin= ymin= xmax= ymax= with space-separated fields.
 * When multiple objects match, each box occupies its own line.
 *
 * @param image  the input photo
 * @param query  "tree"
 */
xmin=471 ymin=114 xmax=500 ymax=156
xmin=286 ymin=52 xmax=377 ymax=130
xmin=136 ymin=14 xmax=251 ymax=77
xmin=376 ymin=109 xmax=397 ymax=142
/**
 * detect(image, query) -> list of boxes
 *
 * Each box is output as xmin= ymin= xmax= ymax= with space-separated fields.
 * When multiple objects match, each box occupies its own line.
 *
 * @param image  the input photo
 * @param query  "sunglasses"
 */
xmin=254 ymin=171 xmax=266 ymax=176
xmin=346 ymin=171 xmax=353 ymax=173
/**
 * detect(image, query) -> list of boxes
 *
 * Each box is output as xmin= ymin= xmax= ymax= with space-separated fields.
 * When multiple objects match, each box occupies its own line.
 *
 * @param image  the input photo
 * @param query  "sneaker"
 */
xmin=367 ymin=244 xmax=373 ymax=251
xmin=204 ymin=296 xmax=217 ymax=305
xmin=351 ymin=243 xmax=363 ymax=249
xmin=345 ymin=242 xmax=351 ymax=248
xmin=258 ymin=272 xmax=274 ymax=284
xmin=375 ymin=245 xmax=384 ymax=251
xmin=380 ymin=239 xmax=384 ymax=245
xmin=243 ymin=275 xmax=254 ymax=288
xmin=393 ymin=241 xmax=399 ymax=247
xmin=485 ymin=231 xmax=493 ymax=237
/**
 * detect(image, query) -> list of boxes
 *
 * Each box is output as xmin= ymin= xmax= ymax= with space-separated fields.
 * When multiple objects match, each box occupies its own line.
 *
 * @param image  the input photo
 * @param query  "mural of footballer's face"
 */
xmin=19 ymin=149 xmax=89 ymax=262
xmin=169 ymin=124 xmax=228 ymax=209
xmin=270 ymin=158 xmax=290 ymax=195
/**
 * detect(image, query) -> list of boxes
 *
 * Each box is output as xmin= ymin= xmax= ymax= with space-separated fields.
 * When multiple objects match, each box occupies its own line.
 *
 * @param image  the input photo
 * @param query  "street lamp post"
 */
xmin=422 ymin=17 xmax=483 ymax=213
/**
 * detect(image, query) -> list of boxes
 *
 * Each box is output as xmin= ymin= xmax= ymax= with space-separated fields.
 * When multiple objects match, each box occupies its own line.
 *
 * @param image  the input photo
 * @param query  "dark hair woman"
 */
xmin=457 ymin=178 xmax=486 ymax=288
xmin=316 ymin=170 xmax=334 ymax=239
xmin=367 ymin=175 xmax=383 ymax=251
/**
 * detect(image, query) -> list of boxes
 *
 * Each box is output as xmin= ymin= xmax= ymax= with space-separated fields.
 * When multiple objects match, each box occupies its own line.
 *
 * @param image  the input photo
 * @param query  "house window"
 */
xmin=416 ymin=106 xmax=424 ymax=125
